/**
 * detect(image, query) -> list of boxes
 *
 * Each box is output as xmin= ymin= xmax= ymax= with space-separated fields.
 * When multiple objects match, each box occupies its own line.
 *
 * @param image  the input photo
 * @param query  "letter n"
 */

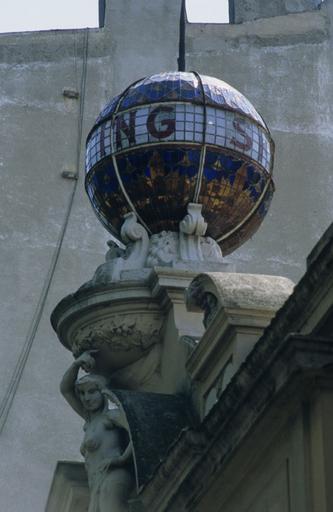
xmin=116 ymin=111 xmax=136 ymax=150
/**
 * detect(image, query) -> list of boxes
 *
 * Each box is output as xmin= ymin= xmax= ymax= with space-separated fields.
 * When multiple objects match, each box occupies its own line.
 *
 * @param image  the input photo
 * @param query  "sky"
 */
xmin=0 ymin=0 xmax=229 ymax=33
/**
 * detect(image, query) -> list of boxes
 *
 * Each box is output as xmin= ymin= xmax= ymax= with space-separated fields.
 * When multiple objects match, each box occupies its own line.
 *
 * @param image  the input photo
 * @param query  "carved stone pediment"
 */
xmin=51 ymin=278 xmax=164 ymax=377
xmin=186 ymin=272 xmax=294 ymax=328
xmin=72 ymin=314 xmax=161 ymax=356
xmin=80 ymin=207 xmax=227 ymax=292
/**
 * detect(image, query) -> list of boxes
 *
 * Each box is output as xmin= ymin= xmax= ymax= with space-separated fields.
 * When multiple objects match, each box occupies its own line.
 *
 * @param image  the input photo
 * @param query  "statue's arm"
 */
xmin=60 ymin=360 xmax=86 ymax=419
xmin=105 ymin=433 xmax=133 ymax=469
xmin=119 ymin=439 xmax=133 ymax=465
xmin=60 ymin=350 xmax=98 ymax=418
xmin=105 ymin=410 xmax=133 ymax=467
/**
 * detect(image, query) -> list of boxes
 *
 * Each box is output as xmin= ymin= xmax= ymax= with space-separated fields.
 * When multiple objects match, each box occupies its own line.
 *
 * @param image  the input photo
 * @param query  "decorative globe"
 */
xmin=85 ymin=72 xmax=274 ymax=255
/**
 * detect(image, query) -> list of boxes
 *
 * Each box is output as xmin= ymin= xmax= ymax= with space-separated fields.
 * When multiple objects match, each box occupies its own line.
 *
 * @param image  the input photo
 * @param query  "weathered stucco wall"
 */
xmin=0 ymin=2 xmax=182 ymax=510
xmin=186 ymin=1 xmax=333 ymax=278
xmin=0 ymin=0 xmax=332 ymax=510
xmin=230 ymin=0 xmax=322 ymax=23
xmin=0 ymin=28 xmax=112 ymax=512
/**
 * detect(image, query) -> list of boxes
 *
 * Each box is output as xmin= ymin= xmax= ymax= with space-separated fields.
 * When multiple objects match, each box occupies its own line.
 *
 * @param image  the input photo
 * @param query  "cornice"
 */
xmin=142 ymin=335 xmax=333 ymax=511
xmin=186 ymin=306 xmax=274 ymax=381
xmin=141 ymin=222 xmax=333 ymax=510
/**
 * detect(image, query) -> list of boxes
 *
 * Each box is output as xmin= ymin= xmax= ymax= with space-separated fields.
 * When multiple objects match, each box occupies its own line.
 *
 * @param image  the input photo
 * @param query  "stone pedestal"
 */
xmin=51 ymin=209 xmax=230 ymax=394
xmin=185 ymin=272 xmax=295 ymax=416
xmin=52 ymin=266 xmax=208 ymax=394
xmin=51 ymin=210 xmax=296 ymax=510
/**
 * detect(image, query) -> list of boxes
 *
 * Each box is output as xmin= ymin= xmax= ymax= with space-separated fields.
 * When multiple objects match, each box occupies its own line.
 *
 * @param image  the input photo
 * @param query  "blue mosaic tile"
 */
xmin=119 ymin=73 xmax=203 ymax=111
xmin=95 ymin=94 xmax=121 ymax=124
xmin=94 ymin=72 xmax=266 ymax=129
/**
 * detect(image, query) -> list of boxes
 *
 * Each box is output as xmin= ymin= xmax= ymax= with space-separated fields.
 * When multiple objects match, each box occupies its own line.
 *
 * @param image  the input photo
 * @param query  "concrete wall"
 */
xmin=197 ymin=404 xmax=308 ymax=512
xmin=0 ymin=2 xmax=182 ymax=510
xmin=195 ymin=385 xmax=333 ymax=512
xmin=0 ymin=0 xmax=332 ymax=510
xmin=230 ymin=0 xmax=322 ymax=23
xmin=186 ymin=0 xmax=333 ymax=278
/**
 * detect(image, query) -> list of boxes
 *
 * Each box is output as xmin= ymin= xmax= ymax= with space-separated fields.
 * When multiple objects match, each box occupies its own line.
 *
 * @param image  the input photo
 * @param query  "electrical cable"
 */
xmin=0 ymin=28 xmax=89 ymax=434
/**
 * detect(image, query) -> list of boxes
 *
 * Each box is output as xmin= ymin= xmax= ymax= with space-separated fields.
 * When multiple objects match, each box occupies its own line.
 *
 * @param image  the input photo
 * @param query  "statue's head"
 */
xmin=75 ymin=374 xmax=108 ymax=413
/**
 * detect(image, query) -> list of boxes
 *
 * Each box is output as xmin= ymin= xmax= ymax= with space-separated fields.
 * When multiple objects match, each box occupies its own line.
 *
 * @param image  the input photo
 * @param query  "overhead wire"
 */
xmin=0 ymin=28 xmax=89 ymax=433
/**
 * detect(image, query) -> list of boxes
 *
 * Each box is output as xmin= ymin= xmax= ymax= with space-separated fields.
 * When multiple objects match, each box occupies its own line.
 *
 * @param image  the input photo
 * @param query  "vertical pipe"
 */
xmin=229 ymin=0 xmax=235 ymax=24
xmin=99 ymin=0 xmax=106 ymax=27
xmin=178 ymin=0 xmax=186 ymax=71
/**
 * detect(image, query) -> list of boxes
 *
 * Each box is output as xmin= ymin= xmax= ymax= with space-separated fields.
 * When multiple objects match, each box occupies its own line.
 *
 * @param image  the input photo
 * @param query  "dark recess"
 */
xmin=99 ymin=0 xmax=106 ymax=28
xmin=178 ymin=0 xmax=186 ymax=71
xmin=229 ymin=0 xmax=235 ymax=23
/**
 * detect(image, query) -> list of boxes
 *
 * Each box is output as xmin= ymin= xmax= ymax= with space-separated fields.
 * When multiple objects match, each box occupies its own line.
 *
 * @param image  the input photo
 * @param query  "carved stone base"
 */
xmin=51 ymin=206 xmax=229 ymax=391
xmin=51 ymin=277 xmax=163 ymax=384
xmin=51 ymin=267 xmax=205 ymax=392
xmin=80 ymin=206 xmax=230 ymax=291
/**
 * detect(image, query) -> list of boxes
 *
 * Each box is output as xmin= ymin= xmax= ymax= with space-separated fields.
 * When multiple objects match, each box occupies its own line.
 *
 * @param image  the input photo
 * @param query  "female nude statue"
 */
xmin=60 ymin=351 xmax=134 ymax=512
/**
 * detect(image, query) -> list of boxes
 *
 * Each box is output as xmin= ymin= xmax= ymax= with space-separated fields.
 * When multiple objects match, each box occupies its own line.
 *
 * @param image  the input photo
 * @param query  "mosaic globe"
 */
xmin=85 ymin=72 xmax=274 ymax=254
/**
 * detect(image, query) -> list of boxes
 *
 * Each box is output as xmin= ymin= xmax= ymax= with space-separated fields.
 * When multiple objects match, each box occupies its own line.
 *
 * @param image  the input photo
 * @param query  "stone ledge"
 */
xmin=45 ymin=461 xmax=88 ymax=512
xmin=186 ymin=9 xmax=329 ymax=47
xmin=186 ymin=272 xmax=294 ymax=314
xmin=141 ymin=334 xmax=333 ymax=511
xmin=139 ymin=221 xmax=333 ymax=509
